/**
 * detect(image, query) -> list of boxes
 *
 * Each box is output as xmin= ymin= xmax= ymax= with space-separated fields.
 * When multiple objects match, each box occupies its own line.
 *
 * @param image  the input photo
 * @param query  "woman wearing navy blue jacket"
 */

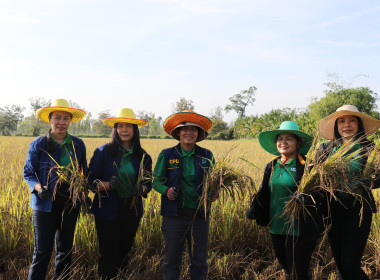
xmin=153 ymin=110 xmax=214 ymax=280
xmin=88 ymin=108 xmax=152 ymax=279
xmin=23 ymin=99 xmax=87 ymax=280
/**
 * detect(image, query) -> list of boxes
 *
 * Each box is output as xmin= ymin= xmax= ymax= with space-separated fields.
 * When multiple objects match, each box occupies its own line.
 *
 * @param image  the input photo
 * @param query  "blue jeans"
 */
xmin=162 ymin=208 xmax=210 ymax=280
xmin=27 ymin=196 xmax=80 ymax=280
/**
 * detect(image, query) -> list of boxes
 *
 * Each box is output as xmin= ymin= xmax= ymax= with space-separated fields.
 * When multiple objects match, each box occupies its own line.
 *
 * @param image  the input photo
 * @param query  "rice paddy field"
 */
xmin=0 ymin=136 xmax=379 ymax=279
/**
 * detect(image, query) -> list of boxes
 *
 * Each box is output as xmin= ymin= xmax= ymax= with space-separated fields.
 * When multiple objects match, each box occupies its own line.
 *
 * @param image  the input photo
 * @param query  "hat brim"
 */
xmin=259 ymin=129 xmax=313 ymax=155
xmin=36 ymin=106 xmax=86 ymax=123
xmin=164 ymin=112 xmax=212 ymax=136
xmin=102 ymin=117 xmax=149 ymax=127
xmin=318 ymin=110 xmax=380 ymax=140
xmin=170 ymin=123 xmax=208 ymax=142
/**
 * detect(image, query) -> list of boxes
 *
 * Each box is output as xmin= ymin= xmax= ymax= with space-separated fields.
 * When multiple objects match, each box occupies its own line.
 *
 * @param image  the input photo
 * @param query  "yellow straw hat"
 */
xmin=36 ymin=98 xmax=86 ymax=123
xmin=102 ymin=108 xmax=149 ymax=127
xmin=163 ymin=110 xmax=212 ymax=142
xmin=318 ymin=105 xmax=380 ymax=140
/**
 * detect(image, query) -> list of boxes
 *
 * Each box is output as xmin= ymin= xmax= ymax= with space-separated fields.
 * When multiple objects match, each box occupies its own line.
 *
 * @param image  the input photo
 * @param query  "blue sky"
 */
xmin=1 ymin=0 xmax=380 ymax=122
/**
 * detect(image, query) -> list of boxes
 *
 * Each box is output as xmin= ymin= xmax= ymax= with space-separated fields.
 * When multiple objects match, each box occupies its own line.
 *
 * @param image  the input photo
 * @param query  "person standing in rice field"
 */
xmin=88 ymin=108 xmax=152 ymax=279
xmin=153 ymin=110 xmax=215 ymax=280
xmin=246 ymin=121 xmax=317 ymax=280
xmin=315 ymin=105 xmax=380 ymax=280
xmin=23 ymin=98 xmax=87 ymax=280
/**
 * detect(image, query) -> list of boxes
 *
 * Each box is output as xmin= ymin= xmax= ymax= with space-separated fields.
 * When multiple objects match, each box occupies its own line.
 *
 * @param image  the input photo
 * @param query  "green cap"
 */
xmin=258 ymin=121 xmax=313 ymax=155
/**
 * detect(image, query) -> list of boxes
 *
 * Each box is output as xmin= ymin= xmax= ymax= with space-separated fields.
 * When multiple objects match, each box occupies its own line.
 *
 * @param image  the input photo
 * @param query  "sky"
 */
xmin=1 ymin=0 xmax=380 ymax=123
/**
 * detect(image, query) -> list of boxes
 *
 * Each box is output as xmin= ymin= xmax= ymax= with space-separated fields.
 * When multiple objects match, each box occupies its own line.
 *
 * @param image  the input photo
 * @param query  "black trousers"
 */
xmin=270 ymin=234 xmax=317 ymax=280
xmin=328 ymin=198 xmax=372 ymax=280
xmin=95 ymin=198 xmax=141 ymax=279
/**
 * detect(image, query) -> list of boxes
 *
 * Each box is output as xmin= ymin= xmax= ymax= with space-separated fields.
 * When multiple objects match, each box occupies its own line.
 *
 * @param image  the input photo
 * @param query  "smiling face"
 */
xmin=49 ymin=111 xmax=72 ymax=137
xmin=336 ymin=115 xmax=359 ymax=142
xmin=178 ymin=125 xmax=199 ymax=149
xmin=117 ymin=122 xmax=134 ymax=145
xmin=276 ymin=133 xmax=300 ymax=159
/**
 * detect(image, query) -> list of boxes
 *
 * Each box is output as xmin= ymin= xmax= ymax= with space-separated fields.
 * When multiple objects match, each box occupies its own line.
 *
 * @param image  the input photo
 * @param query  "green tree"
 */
xmin=28 ymin=97 xmax=51 ymax=136
xmin=225 ymin=86 xmax=257 ymax=118
xmin=0 ymin=105 xmax=25 ymax=135
xmin=92 ymin=111 xmax=112 ymax=137
xmin=172 ymin=97 xmax=195 ymax=113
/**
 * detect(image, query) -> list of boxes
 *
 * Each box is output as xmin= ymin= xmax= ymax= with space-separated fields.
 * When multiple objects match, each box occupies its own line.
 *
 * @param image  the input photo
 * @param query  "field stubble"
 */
xmin=0 ymin=137 xmax=379 ymax=279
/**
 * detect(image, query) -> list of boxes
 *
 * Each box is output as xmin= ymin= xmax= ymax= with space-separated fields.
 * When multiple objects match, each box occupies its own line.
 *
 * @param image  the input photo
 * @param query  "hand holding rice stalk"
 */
xmin=130 ymin=154 xmax=152 ymax=210
xmin=46 ymin=142 xmax=90 ymax=211
xmin=199 ymin=155 xmax=254 ymax=218
xmin=284 ymin=136 xmax=365 ymax=225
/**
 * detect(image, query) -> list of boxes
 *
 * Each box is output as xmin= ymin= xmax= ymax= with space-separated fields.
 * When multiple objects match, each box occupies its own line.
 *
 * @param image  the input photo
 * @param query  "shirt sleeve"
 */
xmin=153 ymin=150 xmax=168 ymax=195
xmin=23 ymin=139 xmax=41 ymax=193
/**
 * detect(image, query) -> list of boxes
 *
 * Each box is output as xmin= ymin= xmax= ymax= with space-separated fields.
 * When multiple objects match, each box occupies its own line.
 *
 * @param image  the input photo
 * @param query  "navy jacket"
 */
xmin=158 ymin=144 xmax=212 ymax=217
xmin=23 ymin=135 xmax=87 ymax=212
xmin=88 ymin=143 xmax=152 ymax=220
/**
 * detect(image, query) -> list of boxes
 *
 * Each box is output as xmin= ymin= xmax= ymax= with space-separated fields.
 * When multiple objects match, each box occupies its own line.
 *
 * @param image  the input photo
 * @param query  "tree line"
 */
xmin=1 ymin=74 xmax=378 ymax=139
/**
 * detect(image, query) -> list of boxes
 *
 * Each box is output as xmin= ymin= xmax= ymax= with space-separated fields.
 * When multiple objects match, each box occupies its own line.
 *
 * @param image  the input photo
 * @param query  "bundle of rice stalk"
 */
xmin=363 ymin=138 xmax=380 ymax=180
xmin=199 ymin=155 xmax=254 ymax=218
xmin=130 ymin=154 xmax=152 ymax=211
xmin=46 ymin=143 xmax=90 ymax=212
xmin=284 ymin=136 xmax=365 ymax=225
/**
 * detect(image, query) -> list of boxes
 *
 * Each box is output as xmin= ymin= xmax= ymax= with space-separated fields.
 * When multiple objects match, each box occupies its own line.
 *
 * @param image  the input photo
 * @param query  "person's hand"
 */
xmin=294 ymin=192 xmax=313 ymax=205
xmin=38 ymin=185 xmax=50 ymax=200
xmin=165 ymin=187 xmax=179 ymax=200
xmin=109 ymin=176 xmax=120 ymax=191
xmin=206 ymin=191 xmax=219 ymax=202
xmin=245 ymin=206 xmax=255 ymax=220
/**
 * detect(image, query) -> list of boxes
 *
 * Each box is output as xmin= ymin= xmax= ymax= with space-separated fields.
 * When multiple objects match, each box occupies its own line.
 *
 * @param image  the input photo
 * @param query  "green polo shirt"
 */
xmin=269 ymin=157 xmax=299 ymax=235
xmin=153 ymin=146 xmax=213 ymax=209
xmin=118 ymin=148 xmax=136 ymax=198
xmin=52 ymin=133 xmax=74 ymax=167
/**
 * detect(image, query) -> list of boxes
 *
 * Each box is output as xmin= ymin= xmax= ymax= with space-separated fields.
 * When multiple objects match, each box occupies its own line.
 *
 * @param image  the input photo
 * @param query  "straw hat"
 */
xmin=258 ymin=121 xmax=313 ymax=155
xmin=318 ymin=105 xmax=380 ymax=140
xmin=102 ymin=108 xmax=149 ymax=127
xmin=36 ymin=98 xmax=86 ymax=123
xmin=163 ymin=110 xmax=212 ymax=142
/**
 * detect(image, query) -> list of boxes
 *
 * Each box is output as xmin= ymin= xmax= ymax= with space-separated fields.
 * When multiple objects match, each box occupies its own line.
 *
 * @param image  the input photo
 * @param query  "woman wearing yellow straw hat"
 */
xmin=88 ymin=108 xmax=152 ymax=279
xmin=23 ymin=98 xmax=87 ymax=280
xmin=153 ymin=110 xmax=214 ymax=280
xmin=315 ymin=105 xmax=380 ymax=280
xmin=246 ymin=121 xmax=317 ymax=280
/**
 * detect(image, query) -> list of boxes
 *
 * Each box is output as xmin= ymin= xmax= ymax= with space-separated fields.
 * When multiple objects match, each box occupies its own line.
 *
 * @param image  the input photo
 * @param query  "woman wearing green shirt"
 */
xmin=246 ymin=121 xmax=315 ymax=280
xmin=88 ymin=108 xmax=152 ymax=279
xmin=153 ymin=110 xmax=214 ymax=280
xmin=316 ymin=105 xmax=380 ymax=280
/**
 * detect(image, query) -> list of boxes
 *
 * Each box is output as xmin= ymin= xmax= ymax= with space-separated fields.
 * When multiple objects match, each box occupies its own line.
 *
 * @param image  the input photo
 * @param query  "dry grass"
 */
xmin=0 ymin=136 xmax=379 ymax=279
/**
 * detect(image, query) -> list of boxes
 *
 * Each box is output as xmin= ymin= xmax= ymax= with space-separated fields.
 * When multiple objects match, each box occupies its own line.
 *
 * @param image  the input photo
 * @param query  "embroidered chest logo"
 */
xmin=168 ymin=158 xmax=180 ymax=169
xmin=289 ymin=167 xmax=296 ymax=172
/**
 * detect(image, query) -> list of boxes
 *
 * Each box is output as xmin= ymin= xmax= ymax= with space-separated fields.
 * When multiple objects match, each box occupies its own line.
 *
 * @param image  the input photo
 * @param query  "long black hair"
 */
xmin=107 ymin=123 xmax=146 ymax=159
xmin=333 ymin=116 xmax=365 ymax=144
xmin=45 ymin=111 xmax=73 ymax=153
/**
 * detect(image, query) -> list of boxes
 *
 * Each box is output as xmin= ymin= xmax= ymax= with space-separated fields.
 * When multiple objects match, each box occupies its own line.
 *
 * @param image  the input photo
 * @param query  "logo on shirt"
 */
xmin=168 ymin=158 xmax=180 ymax=169
xmin=289 ymin=167 xmax=296 ymax=172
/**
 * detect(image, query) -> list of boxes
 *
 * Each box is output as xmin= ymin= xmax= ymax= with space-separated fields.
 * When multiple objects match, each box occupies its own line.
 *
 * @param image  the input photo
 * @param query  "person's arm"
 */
xmin=88 ymin=147 xmax=113 ymax=192
xmin=23 ymin=139 xmax=42 ymax=193
xmin=153 ymin=150 xmax=168 ymax=195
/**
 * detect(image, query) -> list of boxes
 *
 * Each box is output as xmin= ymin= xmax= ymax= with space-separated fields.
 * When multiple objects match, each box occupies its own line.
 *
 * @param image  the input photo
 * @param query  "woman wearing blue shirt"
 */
xmin=88 ymin=108 xmax=152 ymax=279
xmin=23 ymin=98 xmax=87 ymax=280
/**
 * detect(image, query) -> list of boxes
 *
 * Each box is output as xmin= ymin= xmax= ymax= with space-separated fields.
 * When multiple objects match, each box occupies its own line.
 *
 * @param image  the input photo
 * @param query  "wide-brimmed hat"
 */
xmin=318 ymin=105 xmax=380 ymax=140
xmin=163 ymin=110 xmax=212 ymax=142
xmin=258 ymin=121 xmax=313 ymax=155
xmin=36 ymin=98 xmax=86 ymax=123
xmin=102 ymin=108 xmax=149 ymax=127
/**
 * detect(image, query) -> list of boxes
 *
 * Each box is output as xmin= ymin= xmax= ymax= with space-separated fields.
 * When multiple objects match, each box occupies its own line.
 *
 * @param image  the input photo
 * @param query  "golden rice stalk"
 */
xmin=284 ymin=135 xmax=366 ymax=225
xmin=46 ymin=143 xmax=90 ymax=212
xmin=363 ymin=139 xmax=380 ymax=180
xmin=199 ymin=155 xmax=254 ymax=218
